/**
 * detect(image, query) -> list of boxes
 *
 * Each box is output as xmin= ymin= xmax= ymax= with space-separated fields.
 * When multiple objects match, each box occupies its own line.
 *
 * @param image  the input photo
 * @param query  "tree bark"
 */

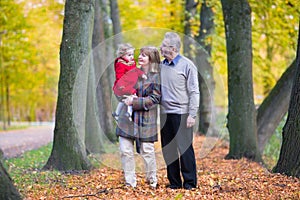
xmin=221 ymin=0 xmax=261 ymax=162
xmin=273 ymin=20 xmax=300 ymax=178
xmin=44 ymin=0 xmax=95 ymax=171
xmin=109 ymin=0 xmax=122 ymax=46
xmin=183 ymin=0 xmax=196 ymax=57
xmin=257 ymin=60 xmax=296 ymax=153
xmin=198 ymin=0 xmax=214 ymax=56
xmin=196 ymin=1 xmax=217 ymax=136
xmin=84 ymin=0 xmax=107 ymax=154
xmin=183 ymin=0 xmax=217 ymax=136
xmin=0 ymin=149 xmax=3 ymax=160
xmin=101 ymin=0 xmax=115 ymax=88
xmin=99 ymin=0 xmax=117 ymax=141
xmin=0 ymin=161 xmax=22 ymax=200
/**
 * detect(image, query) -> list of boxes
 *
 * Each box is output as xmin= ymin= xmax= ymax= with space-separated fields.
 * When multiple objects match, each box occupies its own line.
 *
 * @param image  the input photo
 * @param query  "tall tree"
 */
xmin=183 ymin=0 xmax=217 ymax=136
xmin=183 ymin=0 xmax=196 ymax=57
xmin=44 ymin=0 xmax=95 ymax=170
xmin=257 ymin=59 xmax=296 ymax=153
xmin=221 ymin=0 xmax=261 ymax=161
xmin=85 ymin=0 xmax=104 ymax=153
xmin=96 ymin=0 xmax=119 ymax=141
xmin=273 ymin=20 xmax=300 ymax=177
xmin=85 ymin=0 xmax=107 ymax=154
xmin=0 ymin=161 xmax=22 ymax=200
xmin=109 ymin=0 xmax=122 ymax=46
xmin=196 ymin=1 xmax=217 ymax=136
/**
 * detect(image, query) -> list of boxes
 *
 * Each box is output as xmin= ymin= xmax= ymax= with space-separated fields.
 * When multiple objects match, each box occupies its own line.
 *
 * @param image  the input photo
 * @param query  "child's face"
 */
xmin=122 ymin=50 xmax=134 ymax=61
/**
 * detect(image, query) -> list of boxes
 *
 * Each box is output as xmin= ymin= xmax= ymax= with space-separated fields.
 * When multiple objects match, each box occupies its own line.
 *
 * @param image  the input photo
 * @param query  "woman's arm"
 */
xmin=124 ymin=74 xmax=161 ymax=111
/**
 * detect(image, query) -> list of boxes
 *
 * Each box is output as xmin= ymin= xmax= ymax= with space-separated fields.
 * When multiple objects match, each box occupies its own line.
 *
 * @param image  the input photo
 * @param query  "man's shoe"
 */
xmin=183 ymin=185 xmax=196 ymax=190
xmin=166 ymin=184 xmax=182 ymax=189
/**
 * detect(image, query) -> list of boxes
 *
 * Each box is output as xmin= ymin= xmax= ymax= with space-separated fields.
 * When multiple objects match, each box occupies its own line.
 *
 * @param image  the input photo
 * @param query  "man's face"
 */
xmin=160 ymin=40 xmax=174 ymax=60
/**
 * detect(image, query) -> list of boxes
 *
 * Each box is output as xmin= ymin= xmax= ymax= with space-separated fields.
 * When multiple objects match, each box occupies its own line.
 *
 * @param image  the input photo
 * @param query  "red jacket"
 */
xmin=113 ymin=57 xmax=145 ymax=96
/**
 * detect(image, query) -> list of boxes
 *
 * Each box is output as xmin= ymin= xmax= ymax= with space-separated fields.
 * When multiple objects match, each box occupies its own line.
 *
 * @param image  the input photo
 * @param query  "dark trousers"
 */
xmin=160 ymin=113 xmax=197 ymax=188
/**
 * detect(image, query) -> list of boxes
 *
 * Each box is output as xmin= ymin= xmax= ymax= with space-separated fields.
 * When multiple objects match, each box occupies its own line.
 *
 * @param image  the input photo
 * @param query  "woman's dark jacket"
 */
xmin=116 ymin=72 xmax=161 ymax=142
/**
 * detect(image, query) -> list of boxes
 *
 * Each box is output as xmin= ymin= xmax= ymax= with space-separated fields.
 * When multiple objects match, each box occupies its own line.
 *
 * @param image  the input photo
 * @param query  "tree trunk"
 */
xmin=109 ymin=0 xmax=122 ymax=46
xmin=196 ymin=1 xmax=217 ymax=136
xmin=183 ymin=0 xmax=217 ymax=136
xmin=44 ymin=0 xmax=95 ymax=171
xmin=0 ymin=70 xmax=7 ymax=130
xmin=84 ymin=0 xmax=106 ymax=154
xmin=101 ymin=0 xmax=114 ymax=89
xmin=98 ymin=0 xmax=117 ymax=140
xmin=85 ymin=58 xmax=105 ymax=154
xmin=109 ymin=0 xmax=122 ymax=85
xmin=183 ymin=0 xmax=196 ymax=57
xmin=221 ymin=0 xmax=261 ymax=162
xmin=198 ymin=1 xmax=214 ymax=56
xmin=257 ymin=60 xmax=296 ymax=153
xmin=0 ymin=149 xmax=3 ymax=160
xmin=273 ymin=20 xmax=300 ymax=178
xmin=5 ymin=77 xmax=11 ymax=126
xmin=0 ymin=161 xmax=22 ymax=200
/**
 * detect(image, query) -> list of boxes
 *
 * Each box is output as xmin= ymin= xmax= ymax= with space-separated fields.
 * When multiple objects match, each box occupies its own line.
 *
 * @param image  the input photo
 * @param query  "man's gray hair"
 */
xmin=164 ymin=32 xmax=181 ymax=53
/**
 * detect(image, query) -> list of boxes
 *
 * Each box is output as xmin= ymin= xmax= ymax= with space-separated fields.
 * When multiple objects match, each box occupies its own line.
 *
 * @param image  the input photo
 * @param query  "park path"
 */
xmin=0 ymin=124 xmax=54 ymax=158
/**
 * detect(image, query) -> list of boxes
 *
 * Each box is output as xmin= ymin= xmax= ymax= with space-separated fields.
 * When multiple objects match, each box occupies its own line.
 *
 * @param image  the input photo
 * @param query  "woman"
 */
xmin=116 ymin=46 xmax=161 ymax=188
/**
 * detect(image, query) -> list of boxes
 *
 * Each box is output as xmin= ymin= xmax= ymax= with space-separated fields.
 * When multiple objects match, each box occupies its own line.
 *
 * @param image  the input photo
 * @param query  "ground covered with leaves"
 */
xmin=20 ymin=135 xmax=299 ymax=199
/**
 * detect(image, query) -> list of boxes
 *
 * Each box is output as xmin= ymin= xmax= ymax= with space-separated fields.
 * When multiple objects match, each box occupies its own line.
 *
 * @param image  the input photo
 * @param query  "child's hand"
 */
xmin=142 ymin=74 xmax=147 ymax=80
xmin=123 ymin=95 xmax=134 ymax=106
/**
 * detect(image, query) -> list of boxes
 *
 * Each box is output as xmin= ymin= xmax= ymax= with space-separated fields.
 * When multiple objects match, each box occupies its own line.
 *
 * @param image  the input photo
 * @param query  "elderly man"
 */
xmin=160 ymin=32 xmax=200 ymax=190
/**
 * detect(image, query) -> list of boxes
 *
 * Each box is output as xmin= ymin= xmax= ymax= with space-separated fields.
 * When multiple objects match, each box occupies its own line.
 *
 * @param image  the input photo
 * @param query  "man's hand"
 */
xmin=187 ymin=115 xmax=196 ymax=128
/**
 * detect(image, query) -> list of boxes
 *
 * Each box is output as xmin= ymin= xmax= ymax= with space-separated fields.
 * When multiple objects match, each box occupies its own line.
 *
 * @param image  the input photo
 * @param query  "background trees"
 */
xmin=44 ymin=0 xmax=95 ymax=170
xmin=0 ymin=1 xmax=299 ymax=199
xmin=0 ymin=0 xmax=299 ymax=175
xmin=0 ymin=0 xmax=63 ymax=128
xmin=221 ymin=0 xmax=261 ymax=161
xmin=1 ymin=1 xmax=298 ymax=132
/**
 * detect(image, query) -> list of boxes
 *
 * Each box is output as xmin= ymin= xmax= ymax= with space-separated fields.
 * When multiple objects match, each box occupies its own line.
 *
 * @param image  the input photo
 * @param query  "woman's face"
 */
xmin=138 ymin=52 xmax=150 ymax=67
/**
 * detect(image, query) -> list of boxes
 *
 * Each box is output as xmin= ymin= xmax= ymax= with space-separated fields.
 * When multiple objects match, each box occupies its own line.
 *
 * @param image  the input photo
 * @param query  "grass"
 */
xmin=4 ymin=143 xmax=52 ymax=170
xmin=262 ymin=115 xmax=286 ymax=169
xmin=3 ymin=141 xmax=122 ymax=192
xmin=3 ymin=142 xmax=65 ymax=192
xmin=0 ymin=125 xmax=29 ymax=131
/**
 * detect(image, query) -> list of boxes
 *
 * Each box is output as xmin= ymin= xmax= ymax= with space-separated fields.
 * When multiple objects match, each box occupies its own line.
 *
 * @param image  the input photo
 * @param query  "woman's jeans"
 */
xmin=119 ymin=136 xmax=157 ymax=187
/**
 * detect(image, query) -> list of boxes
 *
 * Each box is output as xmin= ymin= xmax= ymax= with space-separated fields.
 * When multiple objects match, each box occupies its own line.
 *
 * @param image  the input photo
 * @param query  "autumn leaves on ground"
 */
xmin=24 ymin=136 xmax=299 ymax=200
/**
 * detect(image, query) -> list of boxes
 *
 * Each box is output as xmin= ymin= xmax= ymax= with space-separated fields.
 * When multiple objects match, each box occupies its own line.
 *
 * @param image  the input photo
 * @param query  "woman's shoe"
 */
xmin=149 ymin=181 xmax=157 ymax=189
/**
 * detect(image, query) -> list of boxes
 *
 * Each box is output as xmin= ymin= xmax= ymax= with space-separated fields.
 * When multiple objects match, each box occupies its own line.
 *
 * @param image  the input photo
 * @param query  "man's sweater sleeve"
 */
xmin=187 ymin=63 xmax=200 ymax=118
